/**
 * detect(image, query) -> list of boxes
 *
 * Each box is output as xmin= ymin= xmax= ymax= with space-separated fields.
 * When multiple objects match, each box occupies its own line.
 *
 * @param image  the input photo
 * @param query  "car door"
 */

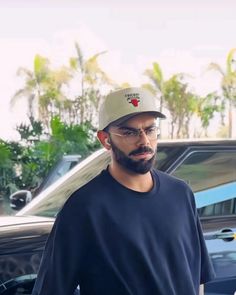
xmin=168 ymin=146 xmax=236 ymax=295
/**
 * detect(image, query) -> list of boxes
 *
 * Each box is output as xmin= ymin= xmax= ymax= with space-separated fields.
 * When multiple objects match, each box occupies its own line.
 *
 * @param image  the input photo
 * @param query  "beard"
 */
xmin=109 ymin=139 xmax=156 ymax=174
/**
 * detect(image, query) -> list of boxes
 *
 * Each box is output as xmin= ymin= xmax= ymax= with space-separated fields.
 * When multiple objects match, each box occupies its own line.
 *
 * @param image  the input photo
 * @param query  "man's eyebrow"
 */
xmin=117 ymin=126 xmax=137 ymax=131
xmin=144 ymin=124 xmax=157 ymax=129
xmin=118 ymin=124 xmax=156 ymax=131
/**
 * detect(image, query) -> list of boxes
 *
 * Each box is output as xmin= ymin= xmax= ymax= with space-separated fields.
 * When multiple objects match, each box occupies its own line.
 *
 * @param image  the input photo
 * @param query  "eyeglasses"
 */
xmin=109 ymin=126 xmax=160 ymax=144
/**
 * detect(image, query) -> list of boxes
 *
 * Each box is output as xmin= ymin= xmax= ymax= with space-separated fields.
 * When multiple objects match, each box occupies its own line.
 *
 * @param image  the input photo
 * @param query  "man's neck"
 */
xmin=108 ymin=163 xmax=154 ymax=193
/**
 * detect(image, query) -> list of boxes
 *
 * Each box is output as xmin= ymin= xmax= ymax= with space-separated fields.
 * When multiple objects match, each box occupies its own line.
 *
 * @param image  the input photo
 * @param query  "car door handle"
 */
xmin=215 ymin=232 xmax=235 ymax=239
xmin=204 ymin=230 xmax=236 ymax=241
xmin=214 ymin=230 xmax=236 ymax=241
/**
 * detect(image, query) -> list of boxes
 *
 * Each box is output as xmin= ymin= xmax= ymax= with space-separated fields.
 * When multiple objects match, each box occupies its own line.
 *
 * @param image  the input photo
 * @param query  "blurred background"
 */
xmin=0 ymin=0 xmax=236 ymax=214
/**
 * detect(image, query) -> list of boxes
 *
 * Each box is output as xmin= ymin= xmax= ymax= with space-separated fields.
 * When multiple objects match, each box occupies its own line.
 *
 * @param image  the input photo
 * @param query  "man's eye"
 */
xmin=146 ymin=127 xmax=156 ymax=134
xmin=123 ymin=131 xmax=137 ymax=137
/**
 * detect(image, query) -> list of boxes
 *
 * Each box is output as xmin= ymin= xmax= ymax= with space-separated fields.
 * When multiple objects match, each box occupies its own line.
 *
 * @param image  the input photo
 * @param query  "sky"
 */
xmin=0 ymin=0 xmax=236 ymax=140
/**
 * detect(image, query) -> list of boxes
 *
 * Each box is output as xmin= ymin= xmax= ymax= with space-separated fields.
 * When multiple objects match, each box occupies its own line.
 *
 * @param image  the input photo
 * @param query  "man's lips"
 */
xmin=131 ymin=151 xmax=153 ymax=159
xmin=129 ymin=147 xmax=154 ymax=157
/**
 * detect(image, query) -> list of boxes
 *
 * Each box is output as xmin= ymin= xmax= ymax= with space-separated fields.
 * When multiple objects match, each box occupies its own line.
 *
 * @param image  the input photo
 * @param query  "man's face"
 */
xmin=108 ymin=113 xmax=158 ymax=174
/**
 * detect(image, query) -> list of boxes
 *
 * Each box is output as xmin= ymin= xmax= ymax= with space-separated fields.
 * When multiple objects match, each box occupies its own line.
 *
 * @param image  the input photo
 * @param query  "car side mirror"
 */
xmin=9 ymin=190 xmax=32 ymax=211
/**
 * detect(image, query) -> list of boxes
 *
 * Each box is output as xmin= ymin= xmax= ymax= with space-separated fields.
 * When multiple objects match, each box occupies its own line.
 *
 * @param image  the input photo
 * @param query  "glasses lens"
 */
xmin=125 ymin=126 xmax=160 ymax=143
xmin=109 ymin=126 xmax=160 ymax=144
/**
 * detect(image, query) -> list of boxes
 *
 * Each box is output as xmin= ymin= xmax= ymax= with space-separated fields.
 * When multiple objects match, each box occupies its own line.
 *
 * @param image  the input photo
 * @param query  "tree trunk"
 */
xmin=170 ymin=120 xmax=175 ymax=139
xmin=228 ymin=100 xmax=232 ymax=138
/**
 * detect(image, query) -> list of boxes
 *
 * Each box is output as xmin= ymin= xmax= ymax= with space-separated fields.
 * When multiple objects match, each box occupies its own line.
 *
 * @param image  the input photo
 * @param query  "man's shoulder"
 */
xmin=153 ymin=169 xmax=192 ymax=191
xmin=63 ymin=169 xmax=108 ymax=207
xmin=153 ymin=169 xmax=183 ymax=182
xmin=152 ymin=170 xmax=196 ymax=214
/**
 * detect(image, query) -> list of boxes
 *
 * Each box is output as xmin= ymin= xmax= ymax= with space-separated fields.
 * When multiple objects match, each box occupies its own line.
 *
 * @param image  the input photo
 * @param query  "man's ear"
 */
xmin=97 ymin=130 xmax=111 ymax=150
xmin=105 ymin=138 xmax=111 ymax=146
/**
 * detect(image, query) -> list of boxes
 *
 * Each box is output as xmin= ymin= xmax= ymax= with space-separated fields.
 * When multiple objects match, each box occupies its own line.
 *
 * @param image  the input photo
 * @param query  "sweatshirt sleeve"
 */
xmin=32 ymin=194 xmax=86 ymax=295
xmin=189 ymin=187 xmax=215 ymax=284
xmin=196 ymin=213 xmax=216 ymax=284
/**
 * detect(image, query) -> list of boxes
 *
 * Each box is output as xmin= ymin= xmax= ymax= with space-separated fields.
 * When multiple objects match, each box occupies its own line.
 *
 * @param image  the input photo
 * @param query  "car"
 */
xmin=0 ymin=139 xmax=236 ymax=295
xmin=9 ymin=154 xmax=81 ymax=212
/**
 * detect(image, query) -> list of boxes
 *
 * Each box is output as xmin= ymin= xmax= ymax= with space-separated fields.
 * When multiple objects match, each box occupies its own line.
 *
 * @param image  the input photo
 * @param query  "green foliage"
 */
xmin=0 ymin=114 xmax=100 ymax=207
xmin=207 ymin=48 xmax=236 ymax=137
xmin=16 ymin=116 xmax=43 ymax=142
xmin=163 ymin=75 xmax=199 ymax=138
xmin=70 ymin=57 xmax=78 ymax=70
xmin=144 ymin=62 xmax=164 ymax=92
xmin=226 ymin=48 xmax=236 ymax=75
xmin=18 ymin=116 xmax=99 ymax=190
xmin=152 ymin=62 xmax=164 ymax=87
xmin=0 ymin=140 xmax=18 ymax=199
xmin=198 ymin=93 xmax=221 ymax=131
xmin=34 ymin=54 xmax=50 ymax=82
xmin=0 ymin=140 xmax=11 ymax=166
xmin=50 ymin=115 xmax=97 ymax=157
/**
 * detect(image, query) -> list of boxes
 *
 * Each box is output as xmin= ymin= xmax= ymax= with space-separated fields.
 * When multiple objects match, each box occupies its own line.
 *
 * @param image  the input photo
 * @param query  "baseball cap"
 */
xmin=98 ymin=87 xmax=166 ymax=130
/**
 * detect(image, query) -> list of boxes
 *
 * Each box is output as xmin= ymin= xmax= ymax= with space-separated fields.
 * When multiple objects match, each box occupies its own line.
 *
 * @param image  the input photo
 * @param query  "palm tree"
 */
xmin=11 ymin=55 xmax=51 ymax=119
xmin=69 ymin=42 xmax=113 ymax=124
xmin=143 ymin=62 xmax=165 ymax=135
xmin=39 ymin=66 xmax=72 ymax=128
xmin=207 ymin=48 xmax=236 ymax=137
xmin=162 ymin=74 xmax=199 ymax=138
xmin=11 ymin=55 xmax=73 ymax=130
xmin=144 ymin=63 xmax=190 ymax=138
xmin=144 ymin=62 xmax=164 ymax=110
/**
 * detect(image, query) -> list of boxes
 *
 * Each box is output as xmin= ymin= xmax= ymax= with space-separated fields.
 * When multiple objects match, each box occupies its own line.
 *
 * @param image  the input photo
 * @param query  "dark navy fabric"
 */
xmin=32 ymin=169 xmax=215 ymax=295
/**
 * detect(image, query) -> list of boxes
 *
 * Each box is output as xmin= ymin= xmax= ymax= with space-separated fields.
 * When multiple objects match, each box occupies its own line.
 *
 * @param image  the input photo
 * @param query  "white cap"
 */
xmin=98 ymin=87 xmax=166 ymax=130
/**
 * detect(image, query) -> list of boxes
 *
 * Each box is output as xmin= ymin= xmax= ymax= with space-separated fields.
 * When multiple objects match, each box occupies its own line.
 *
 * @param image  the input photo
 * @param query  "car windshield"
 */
xmin=17 ymin=145 xmax=180 ymax=218
xmin=17 ymin=149 xmax=110 ymax=218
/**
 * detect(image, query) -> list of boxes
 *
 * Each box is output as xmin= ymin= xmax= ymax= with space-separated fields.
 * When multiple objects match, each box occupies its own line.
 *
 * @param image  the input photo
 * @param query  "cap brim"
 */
xmin=107 ymin=111 xmax=166 ymax=129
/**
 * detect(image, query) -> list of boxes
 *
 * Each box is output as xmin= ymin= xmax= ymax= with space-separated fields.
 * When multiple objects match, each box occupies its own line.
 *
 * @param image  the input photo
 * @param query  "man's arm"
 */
xmin=199 ymin=284 xmax=204 ymax=295
xmin=32 ymin=197 xmax=85 ymax=295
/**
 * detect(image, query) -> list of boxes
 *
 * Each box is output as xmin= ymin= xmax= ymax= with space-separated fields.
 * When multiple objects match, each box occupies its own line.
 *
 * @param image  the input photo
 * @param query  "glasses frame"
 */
xmin=108 ymin=125 xmax=160 ymax=144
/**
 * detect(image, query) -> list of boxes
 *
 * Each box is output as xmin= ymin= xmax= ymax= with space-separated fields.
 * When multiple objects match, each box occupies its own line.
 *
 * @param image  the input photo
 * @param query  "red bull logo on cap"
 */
xmin=125 ymin=93 xmax=140 ymax=107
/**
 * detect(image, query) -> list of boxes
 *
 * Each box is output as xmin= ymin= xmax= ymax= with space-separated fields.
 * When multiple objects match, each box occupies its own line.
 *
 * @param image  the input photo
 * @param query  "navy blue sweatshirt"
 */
xmin=32 ymin=169 xmax=215 ymax=295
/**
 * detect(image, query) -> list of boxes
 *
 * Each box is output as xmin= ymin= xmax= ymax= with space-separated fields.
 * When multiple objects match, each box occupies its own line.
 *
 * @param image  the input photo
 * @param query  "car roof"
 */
xmin=157 ymin=138 xmax=236 ymax=147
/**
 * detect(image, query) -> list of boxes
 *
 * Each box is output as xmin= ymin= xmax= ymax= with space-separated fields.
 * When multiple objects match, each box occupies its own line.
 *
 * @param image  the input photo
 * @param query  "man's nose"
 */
xmin=137 ymin=130 xmax=150 ymax=145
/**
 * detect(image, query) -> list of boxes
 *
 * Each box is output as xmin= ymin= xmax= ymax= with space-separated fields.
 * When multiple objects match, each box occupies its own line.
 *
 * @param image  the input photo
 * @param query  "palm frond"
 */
xmin=141 ymin=83 xmax=157 ymax=95
xmin=16 ymin=67 xmax=34 ymax=78
xmin=226 ymin=48 xmax=236 ymax=74
xmin=207 ymin=63 xmax=225 ymax=76
xmin=87 ymin=51 xmax=107 ymax=63
xmin=10 ymin=89 xmax=33 ymax=108
xmin=143 ymin=69 xmax=154 ymax=79
xmin=152 ymin=62 xmax=163 ymax=84
xmin=75 ymin=42 xmax=84 ymax=71
xmin=69 ymin=57 xmax=78 ymax=70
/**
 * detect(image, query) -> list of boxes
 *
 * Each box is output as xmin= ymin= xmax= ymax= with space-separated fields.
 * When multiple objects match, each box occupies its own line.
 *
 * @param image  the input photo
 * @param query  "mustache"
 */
xmin=129 ymin=146 xmax=154 ymax=156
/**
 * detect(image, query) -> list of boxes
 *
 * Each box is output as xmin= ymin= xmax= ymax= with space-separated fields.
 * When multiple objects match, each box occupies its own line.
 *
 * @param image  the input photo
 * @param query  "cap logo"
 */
xmin=125 ymin=93 xmax=140 ymax=107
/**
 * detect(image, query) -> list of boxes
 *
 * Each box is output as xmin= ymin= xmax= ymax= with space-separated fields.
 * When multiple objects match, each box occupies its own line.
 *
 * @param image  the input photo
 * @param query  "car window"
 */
xmin=19 ymin=146 xmax=183 ymax=218
xmin=155 ymin=145 xmax=185 ymax=170
xmin=41 ymin=160 xmax=78 ymax=189
xmin=18 ymin=150 xmax=110 ymax=217
xmin=172 ymin=151 xmax=236 ymax=217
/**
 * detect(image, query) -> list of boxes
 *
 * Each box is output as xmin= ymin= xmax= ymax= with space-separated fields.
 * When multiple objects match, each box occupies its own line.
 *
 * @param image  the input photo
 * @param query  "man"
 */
xmin=32 ymin=87 xmax=214 ymax=295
